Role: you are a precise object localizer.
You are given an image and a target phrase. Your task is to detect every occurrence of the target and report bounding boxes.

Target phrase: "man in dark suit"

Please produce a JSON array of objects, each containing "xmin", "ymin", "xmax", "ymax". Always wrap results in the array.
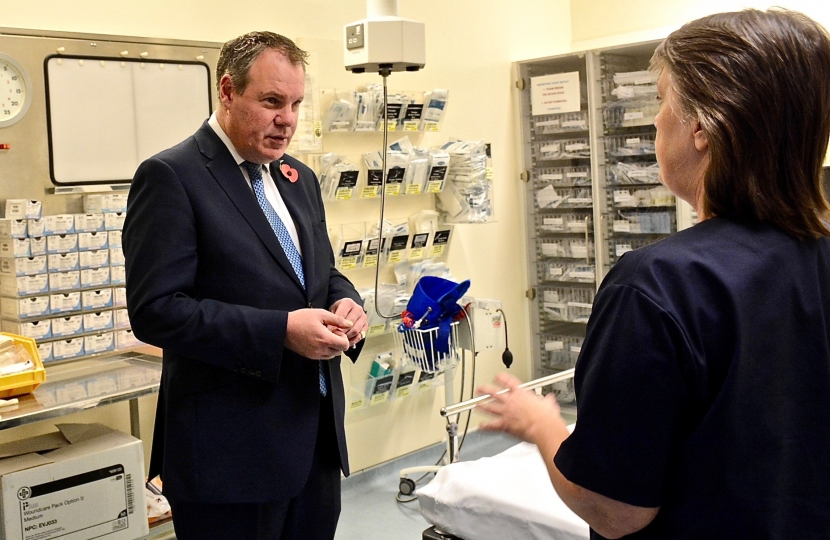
[{"xmin": 123, "ymin": 31, "xmax": 368, "ymax": 540}]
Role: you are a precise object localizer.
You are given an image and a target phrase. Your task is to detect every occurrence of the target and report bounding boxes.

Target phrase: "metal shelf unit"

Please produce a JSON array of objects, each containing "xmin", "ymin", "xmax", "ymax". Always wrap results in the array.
[{"xmin": 516, "ymin": 40, "xmax": 694, "ymax": 404}]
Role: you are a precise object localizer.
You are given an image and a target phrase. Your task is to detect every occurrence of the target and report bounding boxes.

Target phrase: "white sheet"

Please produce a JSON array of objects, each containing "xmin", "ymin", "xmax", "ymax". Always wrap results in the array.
[{"xmin": 418, "ymin": 442, "xmax": 589, "ymax": 540}]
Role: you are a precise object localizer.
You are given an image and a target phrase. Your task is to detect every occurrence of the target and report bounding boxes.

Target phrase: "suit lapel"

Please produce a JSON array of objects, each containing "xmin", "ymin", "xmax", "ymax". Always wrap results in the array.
[
  {"xmin": 271, "ymin": 160, "xmax": 316, "ymax": 295},
  {"xmin": 194, "ymin": 124, "xmax": 305, "ymax": 292}
]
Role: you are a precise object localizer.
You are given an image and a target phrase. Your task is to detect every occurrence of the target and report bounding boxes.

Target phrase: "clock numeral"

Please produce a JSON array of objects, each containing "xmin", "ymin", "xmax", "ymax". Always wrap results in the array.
[
  {"xmin": 10, "ymin": 101, "xmax": 18, "ymax": 106},
  {"xmin": 3, "ymin": 110, "xmax": 11, "ymax": 116},
  {"xmin": 11, "ymin": 76, "xmax": 18, "ymax": 81},
  {"xmin": 15, "ymin": 89, "xmax": 21, "ymax": 94}
]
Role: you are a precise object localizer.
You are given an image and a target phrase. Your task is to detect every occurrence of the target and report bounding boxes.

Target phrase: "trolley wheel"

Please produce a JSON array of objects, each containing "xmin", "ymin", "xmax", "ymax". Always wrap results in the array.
[{"xmin": 399, "ymin": 477, "xmax": 417, "ymax": 496}]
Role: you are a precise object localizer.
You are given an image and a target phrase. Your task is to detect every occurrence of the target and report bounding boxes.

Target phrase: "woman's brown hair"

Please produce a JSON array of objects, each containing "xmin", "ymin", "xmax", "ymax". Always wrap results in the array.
[{"xmin": 651, "ymin": 9, "xmax": 830, "ymax": 238}]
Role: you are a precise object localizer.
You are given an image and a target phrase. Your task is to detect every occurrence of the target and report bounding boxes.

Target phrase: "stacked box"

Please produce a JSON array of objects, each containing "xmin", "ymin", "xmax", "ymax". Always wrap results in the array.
[{"xmin": 1, "ymin": 200, "xmax": 140, "ymax": 362}]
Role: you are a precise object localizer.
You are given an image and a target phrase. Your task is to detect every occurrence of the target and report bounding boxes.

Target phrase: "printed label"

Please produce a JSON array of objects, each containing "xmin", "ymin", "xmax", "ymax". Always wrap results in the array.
[{"xmin": 17, "ymin": 465, "xmax": 131, "ymax": 540}]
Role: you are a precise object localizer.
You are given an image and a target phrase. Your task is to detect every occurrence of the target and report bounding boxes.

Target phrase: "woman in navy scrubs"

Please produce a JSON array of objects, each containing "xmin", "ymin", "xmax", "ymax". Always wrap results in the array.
[{"xmin": 479, "ymin": 9, "xmax": 830, "ymax": 540}]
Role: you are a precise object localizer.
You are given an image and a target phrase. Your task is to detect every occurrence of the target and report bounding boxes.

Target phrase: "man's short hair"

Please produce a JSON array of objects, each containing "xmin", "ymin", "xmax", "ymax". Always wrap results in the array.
[
  {"xmin": 651, "ymin": 9, "xmax": 830, "ymax": 238},
  {"xmin": 216, "ymin": 31, "xmax": 309, "ymax": 97}
]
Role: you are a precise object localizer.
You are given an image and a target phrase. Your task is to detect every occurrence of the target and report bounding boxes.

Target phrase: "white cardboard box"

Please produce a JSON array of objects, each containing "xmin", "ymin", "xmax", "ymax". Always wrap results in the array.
[
  {"xmin": 1, "ymin": 256, "xmax": 48, "ymax": 277},
  {"xmin": 84, "ymin": 332, "xmax": 114, "ymax": 354},
  {"xmin": 0, "ymin": 319, "xmax": 52, "ymax": 340},
  {"xmin": 79, "ymin": 249, "xmax": 109, "ymax": 270},
  {"xmin": 0, "ymin": 424, "xmax": 148, "ymax": 540},
  {"xmin": 4, "ymin": 199, "xmax": 42, "ymax": 220},
  {"xmin": 36, "ymin": 341, "xmax": 53, "ymax": 363},
  {"xmin": 103, "ymin": 213, "xmax": 126, "ymax": 232},
  {"xmin": 0, "ymin": 296, "xmax": 50, "ymax": 320},
  {"xmin": 82, "ymin": 289, "xmax": 113, "ymax": 311},
  {"xmin": 48, "ymin": 271, "xmax": 81, "ymax": 293},
  {"xmin": 51, "ymin": 315, "xmax": 84, "ymax": 338},
  {"xmin": 77, "ymin": 232, "xmax": 109, "ymax": 252},
  {"xmin": 28, "ymin": 238, "xmax": 46, "ymax": 257},
  {"xmin": 0, "ymin": 238, "xmax": 30, "ymax": 258},
  {"xmin": 45, "ymin": 234, "xmax": 78, "ymax": 255},
  {"xmin": 73, "ymin": 214, "xmax": 105, "ymax": 233},
  {"xmin": 46, "ymin": 252, "xmax": 79, "ymax": 273},
  {"xmin": 107, "ymin": 230, "xmax": 122, "ymax": 248},
  {"xmin": 49, "ymin": 292, "xmax": 81, "ymax": 315},
  {"xmin": 0, "ymin": 219, "xmax": 28, "ymax": 239},
  {"xmin": 51, "ymin": 338, "xmax": 85, "ymax": 361},
  {"xmin": 0, "ymin": 274, "xmax": 49, "ymax": 297},
  {"xmin": 42, "ymin": 215, "xmax": 75, "ymax": 236},
  {"xmin": 81, "ymin": 267, "xmax": 110, "ymax": 289},
  {"xmin": 83, "ymin": 194, "xmax": 128, "ymax": 214},
  {"xmin": 83, "ymin": 311, "xmax": 113, "ymax": 333},
  {"xmin": 110, "ymin": 265, "xmax": 126, "ymax": 286},
  {"xmin": 115, "ymin": 329, "xmax": 142, "ymax": 349},
  {"xmin": 26, "ymin": 220, "xmax": 45, "ymax": 239}
]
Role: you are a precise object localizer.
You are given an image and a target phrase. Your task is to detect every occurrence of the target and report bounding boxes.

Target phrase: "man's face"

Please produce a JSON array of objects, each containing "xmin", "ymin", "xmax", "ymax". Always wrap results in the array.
[{"xmin": 218, "ymin": 49, "xmax": 304, "ymax": 164}]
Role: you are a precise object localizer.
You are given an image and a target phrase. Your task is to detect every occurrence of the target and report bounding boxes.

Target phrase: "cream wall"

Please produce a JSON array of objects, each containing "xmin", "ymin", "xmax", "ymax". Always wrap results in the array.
[
  {"xmin": 0, "ymin": 0, "xmax": 572, "ymax": 473},
  {"xmin": 571, "ymin": 1, "xmax": 830, "ymax": 49}
]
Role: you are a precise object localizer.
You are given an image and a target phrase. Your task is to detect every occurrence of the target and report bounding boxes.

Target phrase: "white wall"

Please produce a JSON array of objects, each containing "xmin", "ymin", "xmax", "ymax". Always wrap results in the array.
[{"xmin": 0, "ymin": 0, "xmax": 572, "ymax": 473}]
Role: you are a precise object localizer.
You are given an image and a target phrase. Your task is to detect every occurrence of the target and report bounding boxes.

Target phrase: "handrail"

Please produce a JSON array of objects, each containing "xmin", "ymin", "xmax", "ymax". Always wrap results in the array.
[{"xmin": 440, "ymin": 368, "xmax": 575, "ymax": 417}]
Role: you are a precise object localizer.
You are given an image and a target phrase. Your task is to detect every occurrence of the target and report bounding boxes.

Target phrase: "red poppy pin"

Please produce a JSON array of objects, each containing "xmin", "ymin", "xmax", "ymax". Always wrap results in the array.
[{"xmin": 280, "ymin": 161, "xmax": 299, "ymax": 183}]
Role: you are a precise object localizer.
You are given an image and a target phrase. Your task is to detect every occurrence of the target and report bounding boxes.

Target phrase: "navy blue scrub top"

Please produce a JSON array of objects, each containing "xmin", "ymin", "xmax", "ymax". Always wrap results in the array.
[{"xmin": 554, "ymin": 217, "xmax": 830, "ymax": 539}]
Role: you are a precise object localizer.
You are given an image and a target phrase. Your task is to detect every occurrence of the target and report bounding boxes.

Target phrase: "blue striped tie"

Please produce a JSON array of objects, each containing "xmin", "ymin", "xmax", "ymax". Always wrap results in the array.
[{"xmin": 243, "ymin": 161, "xmax": 327, "ymax": 396}]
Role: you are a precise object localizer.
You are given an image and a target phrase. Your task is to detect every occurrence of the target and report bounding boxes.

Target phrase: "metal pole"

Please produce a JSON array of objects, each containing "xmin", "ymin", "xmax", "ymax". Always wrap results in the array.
[{"xmin": 440, "ymin": 368, "xmax": 575, "ymax": 418}]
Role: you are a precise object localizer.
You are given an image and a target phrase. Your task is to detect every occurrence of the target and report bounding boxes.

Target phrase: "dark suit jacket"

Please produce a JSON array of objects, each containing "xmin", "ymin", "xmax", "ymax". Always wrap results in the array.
[{"xmin": 123, "ymin": 121, "xmax": 362, "ymax": 503}]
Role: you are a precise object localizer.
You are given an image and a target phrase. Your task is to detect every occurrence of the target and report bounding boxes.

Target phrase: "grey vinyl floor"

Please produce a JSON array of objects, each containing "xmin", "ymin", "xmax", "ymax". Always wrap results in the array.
[{"xmin": 334, "ymin": 430, "xmax": 521, "ymax": 540}]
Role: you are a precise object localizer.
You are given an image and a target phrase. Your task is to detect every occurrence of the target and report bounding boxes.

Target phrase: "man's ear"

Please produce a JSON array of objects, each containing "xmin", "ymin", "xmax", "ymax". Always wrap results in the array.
[
  {"xmin": 218, "ymin": 74, "xmax": 235, "ymax": 106},
  {"xmin": 693, "ymin": 121, "xmax": 709, "ymax": 152}
]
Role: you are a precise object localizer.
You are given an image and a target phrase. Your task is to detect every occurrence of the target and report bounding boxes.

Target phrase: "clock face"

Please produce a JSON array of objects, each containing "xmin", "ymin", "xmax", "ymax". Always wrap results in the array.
[{"xmin": 0, "ymin": 53, "xmax": 32, "ymax": 128}]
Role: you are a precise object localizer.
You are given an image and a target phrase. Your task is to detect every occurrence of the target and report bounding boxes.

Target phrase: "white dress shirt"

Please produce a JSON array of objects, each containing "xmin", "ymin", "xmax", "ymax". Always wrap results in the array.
[{"xmin": 208, "ymin": 112, "xmax": 303, "ymax": 256}]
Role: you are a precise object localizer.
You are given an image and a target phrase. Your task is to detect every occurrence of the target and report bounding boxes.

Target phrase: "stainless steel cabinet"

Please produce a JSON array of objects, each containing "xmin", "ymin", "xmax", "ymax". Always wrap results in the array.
[{"xmin": 515, "ymin": 41, "xmax": 695, "ymax": 404}]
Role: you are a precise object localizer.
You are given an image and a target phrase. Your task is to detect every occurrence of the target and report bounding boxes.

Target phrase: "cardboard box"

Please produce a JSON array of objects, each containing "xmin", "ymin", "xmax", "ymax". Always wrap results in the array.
[
  {"xmin": 103, "ymin": 213, "xmax": 125, "ymax": 232},
  {"xmin": 0, "ymin": 424, "xmax": 148, "ymax": 540},
  {"xmin": 113, "ymin": 287, "xmax": 126, "ymax": 308},
  {"xmin": 49, "ymin": 292, "xmax": 81, "ymax": 315},
  {"xmin": 50, "ymin": 315, "xmax": 84, "ymax": 339},
  {"xmin": 46, "ymin": 252, "xmax": 79, "ymax": 273},
  {"xmin": 4, "ymin": 200, "xmax": 42, "ymax": 220},
  {"xmin": 82, "ymin": 289, "xmax": 113, "ymax": 311},
  {"xmin": 28, "ymin": 238, "xmax": 45, "ymax": 257},
  {"xmin": 51, "ymin": 338, "xmax": 84, "ymax": 361},
  {"xmin": 77, "ymin": 232, "xmax": 108, "ymax": 252},
  {"xmin": 114, "ymin": 329, "xmax": 142, "ymax": 350},
  {"xmin": 73, "ymin": 214, "xmax": 105, "ymax": 233},
  {"xmin": 45, "ymin": 234, "xmax": 78, "ymax": 255},
  {"xmin": 79, "ymin": 249, "xmax": 109, "ymax": 270},
  {"xmin": 81, "ymin": 267, "xmax": 110, "ymax": 289},
  {"xmin": 83, "ymin": 194, "xmax": 128, "ymax": 214},
  {"xmin": 26, "ymin": 220, "xmax": 44, "ymax": 239},
  {"xmin": 0, "ymin": 239, "xmax": 30, "ymax": 259},
  {"xmin": 47, "ymin": 271, "xmax": 80, "ymax": 293},
  {"xmin": 107, "ymin": 230, "xmax": 122, "ymax": 248},
  {"xmin": 113, "ymin": 309, "xmax": 130, "ymax": 329},
  {"xmin": 109, "ymin": 247, "xmax": 124, "ymax": 267},
  {"xmin": 0, "ymin": 256, "xmax": 47, "ymax": 277},
  {"xmin": 1, "ymin": 319, "xmax": 52, "ymax": 341},
  {"xmin": 84, "ymin": 332, "xmax": 114, "ymax": 355},
  {"xmin": 110, "ymin": 265, "xmax": 125, "ymax": 286},
  {"xmin": 0, "ymin": 297, "xmax": 50, "ymax": 320},
  {"xmin": 42, "ymin": 215, "xmax": 75, "ymax": 236},
  {"xmin": 0, "ymin": 220, "xmax": 28, "ymax": 239},
  {"xmin": 83, "ymin": 311, "xmax": 113, "ymax": 333},
  {"xmin": 0, "ymin": 275, "xmax": 49, "ymax": 297},
  {"xmin": 36, "ymin": 342, "xmax": 53, "ymax": 363}
]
